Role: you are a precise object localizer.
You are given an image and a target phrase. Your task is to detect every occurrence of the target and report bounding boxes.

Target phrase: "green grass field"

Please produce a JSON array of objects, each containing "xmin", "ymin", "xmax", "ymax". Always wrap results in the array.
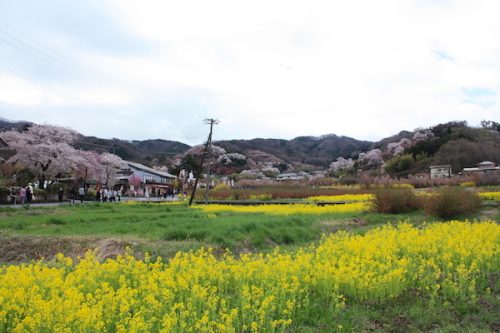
[
  {"xmin": 0, "ymin": 202, "xmax": 421, "ymax": 260},
  {"xmin": 1, "ymin": 201, "xmax": 497, "ymax": 261}
]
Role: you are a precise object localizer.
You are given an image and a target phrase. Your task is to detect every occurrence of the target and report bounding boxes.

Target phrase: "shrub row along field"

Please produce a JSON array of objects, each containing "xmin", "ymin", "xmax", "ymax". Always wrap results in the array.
[{"xmin": 0, "ymin": 221, "xmax": 498, "ymax": 332}]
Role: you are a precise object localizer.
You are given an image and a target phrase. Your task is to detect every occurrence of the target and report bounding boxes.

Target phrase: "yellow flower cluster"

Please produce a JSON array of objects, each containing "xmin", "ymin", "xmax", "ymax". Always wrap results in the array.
[
  {"xmin": 194, "ymin": 202, "xmax": 370, "ymax": 215},
  {"xmin": 306, "ymin": 194, "xmax": 373, "ymax": 203},
  {"xmin": 121, "ymin": 201, "xmax": 184, "ymax": 206},
  {"xmin": 248, "ymin": 193, "xmax": 273, "ymax": 201},
  {"xmin": 390, "ymin": 183, "xmax": 415, "ymax": 189},
  {"xmin": 1, "ymin": 221, "xmax": 498, "ymax": 332},
  {"xmin": 478, "ymin": 191, "xmax": 500, "ymax": 201}
]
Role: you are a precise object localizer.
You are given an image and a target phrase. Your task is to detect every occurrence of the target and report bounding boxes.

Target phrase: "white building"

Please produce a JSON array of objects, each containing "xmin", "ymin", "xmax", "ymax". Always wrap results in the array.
[
  {"xmin": 429, "ymin": 165, "xmax": 452, "ymax": 179},
  {"xmin": 116, "ymin": 161, "xmax": 177, "ymax": 197},
  {"xmin": 463, "ymin": 161, "xmax": 500, "ymax": 175}
]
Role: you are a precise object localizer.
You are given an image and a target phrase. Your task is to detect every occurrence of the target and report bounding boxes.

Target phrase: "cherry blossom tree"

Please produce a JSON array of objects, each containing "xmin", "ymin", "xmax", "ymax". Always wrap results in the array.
[
  {"xmin": 358, "ymin": 149, "xmax": 384, "ymax": 169},
  {"xmin": 329, "ymin": 157, "xmax": 354, "ymax": 172},
  {"xmin": 0, "ymin": 125, "xmax": 83, "ymax": 188},
  {"xmin": 0, "ymin": 125, "xmax": 124, "ymax": 189},
  {"xmin": 97, "ymin": 152, "xmax": 126, "ymax": 185}
]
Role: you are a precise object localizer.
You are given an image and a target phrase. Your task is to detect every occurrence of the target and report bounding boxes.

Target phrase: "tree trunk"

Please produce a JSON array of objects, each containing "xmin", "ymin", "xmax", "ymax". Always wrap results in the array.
[{"xmin": 38, "ymin": 175, "xmax": 46, "ymax": 189}]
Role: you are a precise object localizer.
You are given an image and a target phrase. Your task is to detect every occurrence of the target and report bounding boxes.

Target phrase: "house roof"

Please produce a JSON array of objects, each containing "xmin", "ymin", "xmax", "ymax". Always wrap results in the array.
[
  {"xmin": 124, "ymin": 161, "xmax": 177, "ymax": 179},
  {"xmin": 463, "ymin": 166, "xmax": 500, "ymax": 172},
  {"xmin": 429, "ymin": 165, "xmax": 451, "ymax": 169}
]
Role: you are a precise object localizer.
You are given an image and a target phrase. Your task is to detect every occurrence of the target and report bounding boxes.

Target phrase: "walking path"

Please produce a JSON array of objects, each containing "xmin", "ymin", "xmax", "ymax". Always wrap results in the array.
[{"xmin": 1, "ymin": 196, "xmax": 181, "ymax": 208}]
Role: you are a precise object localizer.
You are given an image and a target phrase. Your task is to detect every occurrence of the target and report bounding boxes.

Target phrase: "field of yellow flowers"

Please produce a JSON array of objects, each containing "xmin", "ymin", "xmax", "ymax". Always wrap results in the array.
[
  {"xmin": 194, "ymin": 202, "xmax": 370, "ymax": 215},
  {"xmin": 478, "ymin": 191, "xmax": 500, "ymax": 201},
  {"xmin": 1, "ymin": 221, "xmax": 498, "ymax": 332},
  {"xmin": 306, "ymin": 194, "xmax": 373, "ymax": 203}
]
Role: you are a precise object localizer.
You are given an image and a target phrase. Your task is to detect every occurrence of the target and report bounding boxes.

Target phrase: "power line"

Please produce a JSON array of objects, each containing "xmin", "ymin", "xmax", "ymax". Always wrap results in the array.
[
  {"xmin": 0, "ymin": 24, "xmax": 154, "ymax": 107},
  {"xmin": 0, "ymin": 22, "xmax": 169, "ymax": 114},
  {"xmin": 0, "ymin": 67, "xmax": 120, "ymax": 116}
]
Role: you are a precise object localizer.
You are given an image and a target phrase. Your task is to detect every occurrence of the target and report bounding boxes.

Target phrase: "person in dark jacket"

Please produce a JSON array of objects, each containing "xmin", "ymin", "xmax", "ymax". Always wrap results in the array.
[{"xmin": 58, "ymin": 188, "xmax": 64, "ymax": 202}]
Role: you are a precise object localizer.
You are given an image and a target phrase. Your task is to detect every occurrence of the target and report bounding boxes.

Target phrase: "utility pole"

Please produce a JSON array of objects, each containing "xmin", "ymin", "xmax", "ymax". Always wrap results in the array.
[{"xmin": 188, "ymin": 118, "xmax": 219, "ymax": 206}]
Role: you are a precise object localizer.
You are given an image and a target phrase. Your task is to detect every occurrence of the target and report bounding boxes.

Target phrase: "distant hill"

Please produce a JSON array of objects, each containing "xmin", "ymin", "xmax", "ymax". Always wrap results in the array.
[
  {"xmin": 216, "ymin": 134, "xmax": 372, "ymax": 168},
  {"xmin": 0, "ymin": 118, "xmax": 33, "ymax": 132},
  {"xmin": 75, "ymin": 137, "xmax": 191, "ymax": 166},
  {"xmin": 373, "ymin": 130, "xmax": 413, "ymax": 149},
  {"xmin": 3, "ymin": 118, "xmax": 499, "ymax": 174}
]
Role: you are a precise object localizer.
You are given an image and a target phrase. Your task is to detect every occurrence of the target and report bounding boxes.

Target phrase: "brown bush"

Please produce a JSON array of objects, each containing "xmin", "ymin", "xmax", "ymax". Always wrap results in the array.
[
  {"xmin": 424, "ymin": 187, "xmax": 482, "ymax": 219},
  {"xmin": 372, "ymin": 189, "xmax": 420, "ymax": 214}
]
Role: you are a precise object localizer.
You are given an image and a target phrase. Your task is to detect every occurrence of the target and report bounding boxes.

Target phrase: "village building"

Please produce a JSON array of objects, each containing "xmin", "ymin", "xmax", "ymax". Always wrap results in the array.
[
  {"xmin": 115, "ymin": 161, "xmax": 177, "ymax": 197},
  {"xmin": 410, "ymin": 172, "xmax": 429, "ymax": 180},
  {"xmin": 462, "ymin": 161, "xmax": 500, "ymax": 175},
  {"xmin": 429, "ymin": 165, "xmax": 452, "ymax": 179},
  {"xmin": 276, "ymin": 173, "xmax": 306, "ymax": 181}
]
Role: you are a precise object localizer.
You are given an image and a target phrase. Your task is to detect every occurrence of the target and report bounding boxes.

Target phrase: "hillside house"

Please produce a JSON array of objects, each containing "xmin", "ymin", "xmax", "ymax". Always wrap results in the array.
[
  {"xmin": 276, "ymin": 173, "xmax": 306, "ymax": 181},
  {"xmin": 429, "ymin": 165, "xmax": 452, "ymax": 179},
  {"xmin": 116, "ymin": 161, "xmax": 176, "ymax": 197},
  {"xmin": 462, "ymin": 161, "xmax": 500, "ymax": 175}
]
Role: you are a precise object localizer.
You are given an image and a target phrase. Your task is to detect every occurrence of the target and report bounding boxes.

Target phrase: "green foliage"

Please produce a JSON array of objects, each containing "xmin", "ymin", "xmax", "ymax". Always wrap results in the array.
[
  {"xmin": 372, "ymin": 189, "xmax": 420, "ymax": 214},
  {"xmin": 480, "ymin": 119, "xmax": 500, "ymax": 132},
  {"xmin": 15, "ymin": 168, "xmax": 35, "ymax": 187},
  {"xmin": 407, "ymin": 121, "xmax": 500, "ymax": 173},
  {"xmin": 384, "ymin": 154, "xmax": 415, "ymax": 177},
  {"xmin": 432, "ymin": 139, "xmax": 500, "ymax": 172},
  {"xmin": 180, "ymin": 154, "xmax": 201, "ymax": 174},
  {"xmin": 0, "ymin": 188, "xmax": 10, "ymax": 204},
  {"xmin": 424, "ymin": 187, "xmax": 482, "ymax": 219}
]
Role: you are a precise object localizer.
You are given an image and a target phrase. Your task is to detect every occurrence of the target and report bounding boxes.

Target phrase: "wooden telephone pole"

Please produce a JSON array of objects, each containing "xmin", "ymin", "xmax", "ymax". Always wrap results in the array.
[{"xmin": 188, "ymin": 118, "xmax": 219, "ymax": 206}]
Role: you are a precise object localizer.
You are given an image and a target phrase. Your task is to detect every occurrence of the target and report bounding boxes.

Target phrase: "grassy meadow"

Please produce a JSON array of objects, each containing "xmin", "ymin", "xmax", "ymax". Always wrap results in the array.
[
  {"xmin": 0, "ymin": 191, "xmax": 499, "ymax": 332},
  {"xmin": 0, "ymin": 200, "xmax": 411, "ymax": 260}
]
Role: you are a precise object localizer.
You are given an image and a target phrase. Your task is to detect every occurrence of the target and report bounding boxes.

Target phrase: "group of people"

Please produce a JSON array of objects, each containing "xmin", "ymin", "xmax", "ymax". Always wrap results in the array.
[
  {"xmin": 95, "ymin": 188, "xmax": 121, "ymax": 202},
  {"xmin": 8, "ymin": 184, "xmax": 179, "ymax": 206},
  {"xmin": 9, "ymin": 183, "xmax": 34, "ymax": 206},
  {"xmin": 65, "ymin": 186, "xmax": 86, "ymax": 203}
]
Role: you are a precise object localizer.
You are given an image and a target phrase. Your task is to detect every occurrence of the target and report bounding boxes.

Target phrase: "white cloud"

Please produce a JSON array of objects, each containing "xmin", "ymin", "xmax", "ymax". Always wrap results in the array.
[{"xmin": 1, "ymin": 0, "xmax": 499, "ymax": 144}]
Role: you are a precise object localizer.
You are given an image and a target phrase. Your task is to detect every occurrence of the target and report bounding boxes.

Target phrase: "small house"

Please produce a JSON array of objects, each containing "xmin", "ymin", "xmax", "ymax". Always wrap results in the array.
[
  {"xmin": 462, "ymin": 161, "xmax": 500, "ymax": 175},
  {"xmin": 116, "ymin": 161, "xmax": 177, "ymax": 197},
  {"xmin": 429, "ymin": 165, "xmax": 452, "ymax": 179}
]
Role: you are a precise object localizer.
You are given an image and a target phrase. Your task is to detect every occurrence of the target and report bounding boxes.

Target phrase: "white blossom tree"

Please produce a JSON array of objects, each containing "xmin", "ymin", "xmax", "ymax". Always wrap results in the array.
[
  {"xmin": 97, "ymin": 152, "xmax": 126, "ymax": 185},
  {"xmin": 329, "ymin": 157, "xmax": 354, "ymax": 172},
  {"xmin": 358, "ymin": 149, "xmax": 384, "ymax": 169},
  {"xmin": 0, "ymin": 125, "xmax": 124, "ymax": 188},
  {"xmin": 0, "ymin": 125, "xmax": 84, "ymax": 188}
]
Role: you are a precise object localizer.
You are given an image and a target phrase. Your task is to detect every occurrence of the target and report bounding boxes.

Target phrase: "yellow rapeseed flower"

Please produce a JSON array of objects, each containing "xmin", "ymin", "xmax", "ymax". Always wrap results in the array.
[{"xmin": 0, "ymin": 221, "xmax": 497, "ymax": 332}]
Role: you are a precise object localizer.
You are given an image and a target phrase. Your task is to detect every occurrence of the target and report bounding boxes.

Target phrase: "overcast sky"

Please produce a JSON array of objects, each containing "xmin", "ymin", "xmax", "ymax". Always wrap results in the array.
[{"xmin": 0, "ymin": 0, "xmax": 499, "ymax": 145}]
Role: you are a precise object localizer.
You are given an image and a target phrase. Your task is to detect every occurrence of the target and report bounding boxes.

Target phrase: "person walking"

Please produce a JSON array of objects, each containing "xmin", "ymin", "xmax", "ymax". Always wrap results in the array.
[
  {"xmin": 58, "ymin": 188, "xmax": 64, "ymax": 203},
  {"xmin": 95, "ymin": 189, "xmax": 101, "ymax": 202},
  {"xmin": 9, "ymin": 186, "xmax": 17, "ymax": 205},
  {"xmin": 78, "ymin": 185, "xmax": 85, "ymax": 203},
  {"xmin": 26, "ymin": 183, "xmax": 33, "ymax": 206},
  {"xmin": 19, "ymin": 187, "xmax": 26, "ymax": 206}
]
